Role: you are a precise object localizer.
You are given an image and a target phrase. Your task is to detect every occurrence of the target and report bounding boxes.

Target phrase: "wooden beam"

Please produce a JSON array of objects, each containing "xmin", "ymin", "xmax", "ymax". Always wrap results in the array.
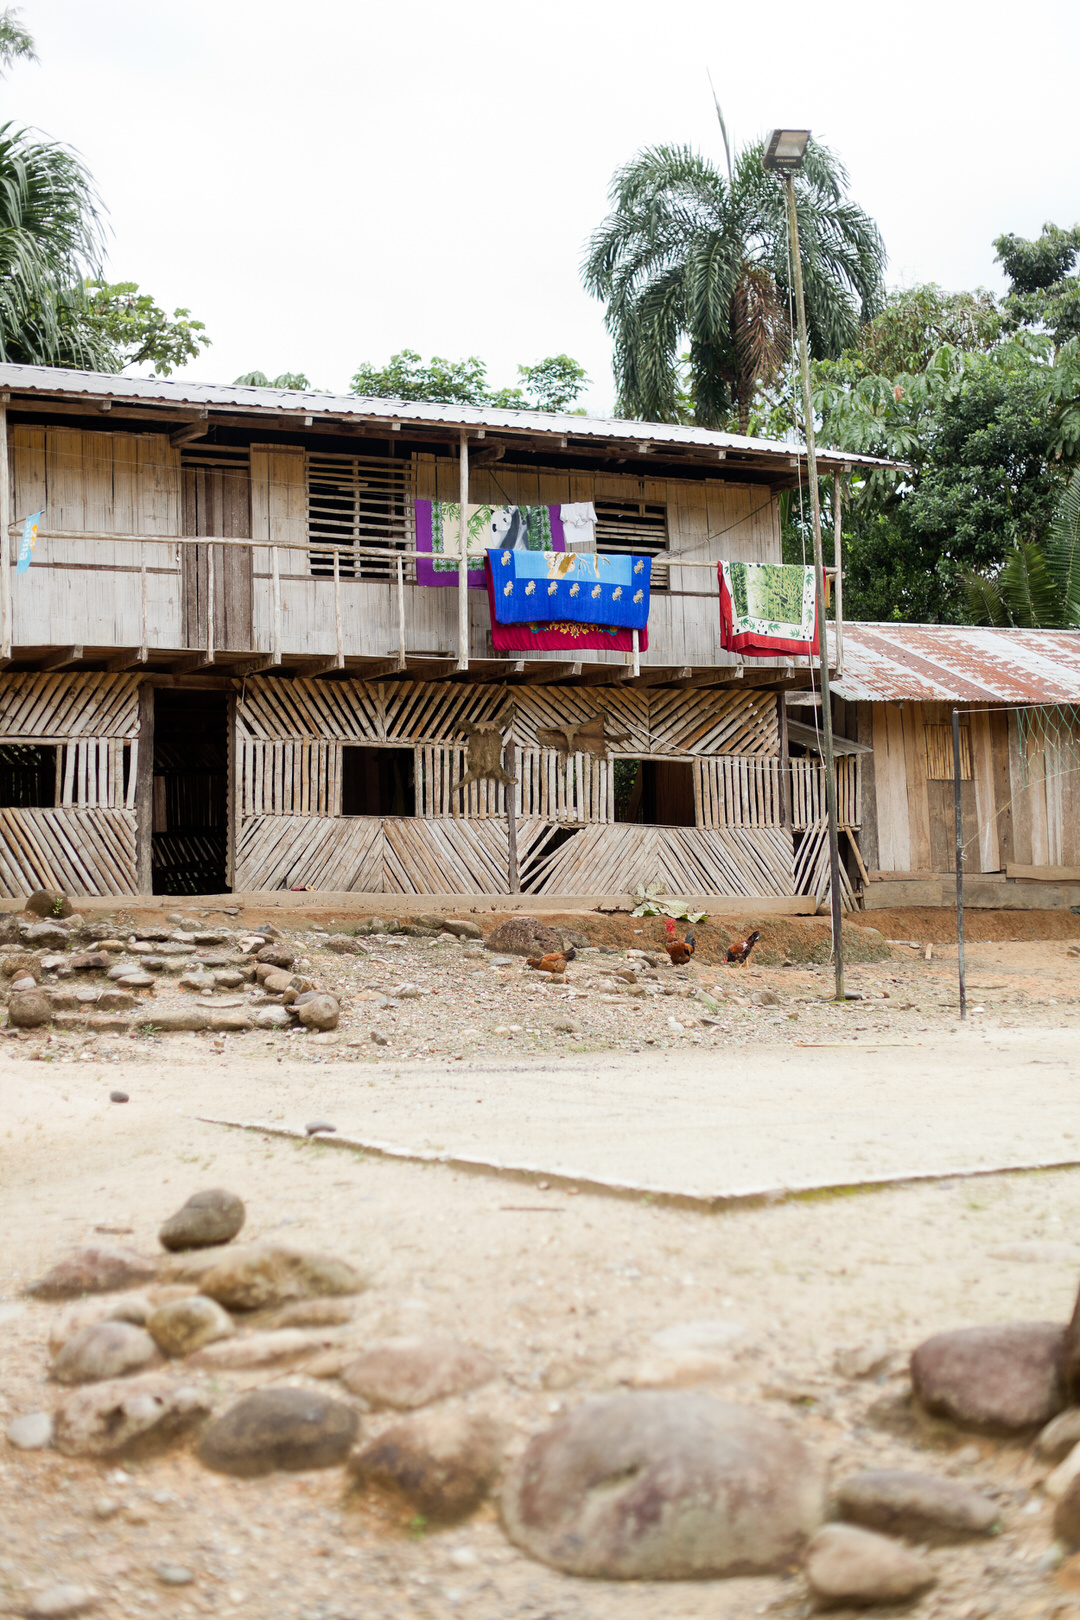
[
  {"xmin": 135, "ymin": 682, "xmax": 154, "ymax": 895},
  {"xmin": 105, "ymin": 647, "xmax": 146, "ymax": 672},
  {"xmin": 456, "ymin": 430, "xmax": 469, "ymax": 672},
  {"xmin": 37, "ymin": 645, "xmax": 83, "ymax": 671},
  {"xmin": 229, "ymin": 654, "xmax": 275, "ymax": 680},
  {"xmin": 305, "ymin": 655, "xmax": 347, "ymax": 678},
  {"xmin": 521, "ymin": 662, "xmax": 581, "ymax": 685},
  {"xmin": 169, "ymin": 650, "xmax": 215, "ymax": 675},
  {"xmin": 169, "ymin": 409, "xmax": 210, "ymax": 448}
]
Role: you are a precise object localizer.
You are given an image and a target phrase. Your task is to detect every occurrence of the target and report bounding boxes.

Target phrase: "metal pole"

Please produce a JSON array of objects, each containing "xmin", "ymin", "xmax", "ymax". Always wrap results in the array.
[
  {"xmin": 952, "ymin": 707, "xmax": 967, "ymax": 1021},
  {"xmin": 456, "ymin": 429, "xmax": 470, "ymax": 671},
  {"xmin": 785, "ymin": 172, "xmax": 844, "ymax": 1002},
  {"xmin": 832, "ymin": 471, "xmax": 844, "ymax": 677},
  {"xmin": 505, "ymin": 733, "xmax": 519, "ymax": 893}
]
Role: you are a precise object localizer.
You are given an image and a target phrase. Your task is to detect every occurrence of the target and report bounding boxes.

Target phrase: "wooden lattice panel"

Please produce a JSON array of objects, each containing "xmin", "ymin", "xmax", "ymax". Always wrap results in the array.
[
  {"xmin": 0, "ymin": 807, "xmax": 136, "ymax": 896},
  {"xmin": 56, "ymin": 740, "xmax": 137, "ymax": 810},
  {"xmin": 513, "ymin": 688, "xmax": 650, "ymax": 756},
  {"xmin": 383, "ymin": 818, "xmax": 509, "ymax": 894},
  {"xmin": 695, "ymin": 756, "xmax": 783, "ymax": 828},
  {"xmin": 523, "ymin": 822, "xmax": 794, "ymax": 898},
  {"xmin": 650, "ymin": 687, "xmax": 777, "ymax": 756},
  {"xmin": 0, "ymin": 673, "xmax": 140, "ymax": 740},
  {"xmin": 235, "ymin": 814, "xmax": 383, "ymax": 892},
  {"xmin": 416, "ymin": 745, "xmax": 611, "ymax": 823},
  {"xmin": 789, "ymin": 757, "xmax": 860, "ymax": 830},
  {"xmin": 239, "ymin": 739, "xmax": 338, "ymax": 817},
  {"xmin": 793, "ymin": 819, "xmax": 857, "ymax": 910}
]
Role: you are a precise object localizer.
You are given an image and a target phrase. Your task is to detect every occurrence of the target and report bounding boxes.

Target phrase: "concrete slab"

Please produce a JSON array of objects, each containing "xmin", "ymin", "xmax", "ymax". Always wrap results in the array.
[{"xmin": 198, "ymin": 1026, "xmax": 1080, "ymax": 1205}]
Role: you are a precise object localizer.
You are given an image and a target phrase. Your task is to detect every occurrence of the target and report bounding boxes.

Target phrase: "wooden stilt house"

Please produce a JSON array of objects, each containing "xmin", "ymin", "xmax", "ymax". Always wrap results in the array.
[{"xmin": 0, "ymin": 364, "xmax": 890, "ymax": 902}]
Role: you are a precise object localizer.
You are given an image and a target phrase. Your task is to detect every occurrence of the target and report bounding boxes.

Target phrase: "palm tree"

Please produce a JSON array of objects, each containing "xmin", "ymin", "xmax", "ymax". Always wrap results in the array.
[
  {"xmin": 583, "ymin": 138, "xmax": 886, "ymax": 432},
  {"xmin": 965, "ymin": 467, "xmax": 1080, "ymax": 628}
]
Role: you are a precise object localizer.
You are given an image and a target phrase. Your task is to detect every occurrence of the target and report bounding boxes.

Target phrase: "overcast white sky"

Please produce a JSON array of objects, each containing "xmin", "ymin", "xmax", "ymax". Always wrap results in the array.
[{"xmin": 7, "ymin": 0, "xmax": 1080, "ymax": 413}]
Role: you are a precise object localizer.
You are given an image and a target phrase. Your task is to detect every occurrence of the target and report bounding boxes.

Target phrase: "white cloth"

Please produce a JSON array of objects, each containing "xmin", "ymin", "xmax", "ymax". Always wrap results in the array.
[{"xmin": 560, "ymin": 501, "xmax": 597, "ymax": 551}]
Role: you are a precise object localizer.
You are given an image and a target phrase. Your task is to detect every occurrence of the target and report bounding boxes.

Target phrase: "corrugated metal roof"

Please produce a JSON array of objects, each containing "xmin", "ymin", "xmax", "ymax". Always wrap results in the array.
[
  {"xmin": 832, "ymin": 623, "xmax": 1080, "ymax": 704},
  {"xmin": 0, "ymin": 363, "xmax": 897, "ymax": 469}
]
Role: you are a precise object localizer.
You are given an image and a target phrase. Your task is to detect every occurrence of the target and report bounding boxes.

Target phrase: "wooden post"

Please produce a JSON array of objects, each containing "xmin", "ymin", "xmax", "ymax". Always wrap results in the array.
[
  {"xmin": 778, "ymin": 694, "xmax": 790, "ymax": 828},
  {"xmin": 0, "ymin": 401, "xmax": 10, "ymax": 661},
  {"xmin": 333, "ymin": 548, "xmax": 344, "ymax": 667},
  {"xmin": 206, "ymin": 544, "xmax": 216, "ymax": 664},
  {"xmin": 505, "ymin": 734, "xmax": 519, "ymax": 893},
  {"xmin": 135, "ymin": 681, "xmax": 155, "ymax": 895},
  {"xmin": 396, "ymin": 553, "xmax": 407, "ymax": 669},
  {"xmin": 833, "ymin": 472, "xmax": 844, "ymax": 675},
  {"xmin": 952, "ymin": 706, "xmax": 967, "ymax": 1021},
  {"xmin": 139, "ymin": 559, "xmax": 148, "ymax": 664},
  {"xmin": 456, "ymin": 429, "xmax": 469, "ymax": 671},
  {"xmin": 271, "ymin": 545, "xmax": 282, "ymax": 665},
  {"xmin": 632, "ymin": 628, "xmax": 640, "ymax": 678}
]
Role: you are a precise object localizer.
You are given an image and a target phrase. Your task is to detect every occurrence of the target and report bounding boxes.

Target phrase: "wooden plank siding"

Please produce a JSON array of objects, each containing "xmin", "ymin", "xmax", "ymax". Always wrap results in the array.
[{"xmin": 864, "ymin": 699, "xmax": 1080, "ymax": 877}]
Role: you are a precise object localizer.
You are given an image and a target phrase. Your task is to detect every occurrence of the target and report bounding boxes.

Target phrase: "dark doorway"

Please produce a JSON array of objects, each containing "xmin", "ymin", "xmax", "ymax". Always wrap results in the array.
[
  {"xmin": 341, "ymin": 746, "xmax": 415, "ymax": 817},
  {"xmin": 152, "ymin": 690, "xmax": 229, "ymax": 893},
  {"xmin": 615, "ymin": 759, "xmax": 696, "ymax": 827}
]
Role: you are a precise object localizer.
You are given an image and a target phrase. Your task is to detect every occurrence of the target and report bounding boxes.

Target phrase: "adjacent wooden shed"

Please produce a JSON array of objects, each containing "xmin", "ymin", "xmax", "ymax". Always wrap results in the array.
[{"xmin": 828, "ymin": 623, "xmax": 1080, "ymax": 910}]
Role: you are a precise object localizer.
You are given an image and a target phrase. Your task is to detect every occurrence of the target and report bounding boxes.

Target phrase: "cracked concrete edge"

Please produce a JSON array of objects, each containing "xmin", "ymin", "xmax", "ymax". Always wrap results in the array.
[{"xmin": 191, "ymin": 1114, "xmax": 1080, "ymax": 1215}]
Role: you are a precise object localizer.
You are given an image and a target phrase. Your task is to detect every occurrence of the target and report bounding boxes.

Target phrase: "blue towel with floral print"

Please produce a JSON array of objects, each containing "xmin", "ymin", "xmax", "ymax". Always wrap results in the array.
[{"xmin": 488, "ymin": 549, "xmax": 651, "ymax": 629}]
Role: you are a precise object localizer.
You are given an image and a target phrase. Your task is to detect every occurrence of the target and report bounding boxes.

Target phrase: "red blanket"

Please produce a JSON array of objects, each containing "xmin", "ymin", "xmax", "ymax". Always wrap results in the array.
[{"xmin": 484, "ymin": 558, "xmax": 648, "ymax": 652}]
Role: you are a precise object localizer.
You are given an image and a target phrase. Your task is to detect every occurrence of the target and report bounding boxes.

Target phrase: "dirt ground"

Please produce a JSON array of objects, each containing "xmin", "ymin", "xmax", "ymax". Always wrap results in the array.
[{"xmin": 4, "ymin": 907, "xmax": 1080, "ymax": 1619}]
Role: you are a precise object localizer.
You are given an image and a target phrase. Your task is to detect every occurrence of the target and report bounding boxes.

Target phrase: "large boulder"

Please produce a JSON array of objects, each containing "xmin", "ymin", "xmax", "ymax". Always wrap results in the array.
[
  {"xmin": 27, "ymin": 1247, "xmax": 158, "ymax": 1300},
  {"xmin": 26, "ymin": 889, "xmax": 72, "ymax": 919},
  {"xmin": 910, "ymin": 1322, "xmax": 1066, "ymax": 1435},
  {"xmin": 832, "ymin": 1469, "xmax": 1001, "ymax": 1545},
  {"xmin": 340, "ymin": 1336, "xmax": 497, "ymax": 1410},
  {"xmin": 53, "ymin": 1375, "xmax": 210, "ymax": 1458},
  {"xmin": 51, "ymin": 1321, "xmax": 159, "ymax": 1385},
  {"xmin": 500, "ymin": 1392, "xmax": 826, "ymax": 1579},
  {"xmin": 197, "ymin": 1388, "xmax": 359, "ymax": 1477},
  {"xmin": 805, "ymin": 1523, "xmax": 935, "ymax": 1608},
  {"xmin": 8, "ymin": 988, "xmax": 53, "ymax": 1028},
  {"xmin": 347, "ymin": 1407, "xmax": 502, "ymax": 1523},
  {"xmin": 195, "ymin": 1245, "xmax": 364, "ymax": 1311},
  {"xmin": 158, "ymin": 1188, "xmax": 246, "ymax": 1252}
]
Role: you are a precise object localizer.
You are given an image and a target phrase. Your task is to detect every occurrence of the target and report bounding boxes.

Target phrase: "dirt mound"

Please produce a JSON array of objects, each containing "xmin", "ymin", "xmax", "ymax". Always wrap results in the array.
[
  {"xmin": 484, "ymin": 917, "xmax": 587, "ymax": 957},
  {"xmin": 865, "ymin": 908, "xmax": 1080, "ymax": 945}
]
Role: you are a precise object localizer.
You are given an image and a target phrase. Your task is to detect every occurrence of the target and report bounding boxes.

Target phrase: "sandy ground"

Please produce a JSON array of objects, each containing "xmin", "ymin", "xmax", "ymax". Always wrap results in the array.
[{"xmin": 4, "ymin": 919, "xmax": 1080, "ymax": 1618}]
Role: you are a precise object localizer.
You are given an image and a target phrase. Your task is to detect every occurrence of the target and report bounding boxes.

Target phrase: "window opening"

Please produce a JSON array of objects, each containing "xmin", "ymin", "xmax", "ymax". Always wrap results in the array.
[
  {"xmin": 594, "ymin": 499, "xmax": 669, "ymax": 589},
  {"xmin": 614, "ymin": 759, "xmax": 695, "ymax": 827},
  {"xmin": 0, "ymin": 744, "xmax": 56, "ymax": 807},
  {"xmin": 308, "ymin": 452, "xmax": 414, "ymax": 580},
  {"xmin": 341, "ymin": 747, "xmax": 416, "ymax": 817}
]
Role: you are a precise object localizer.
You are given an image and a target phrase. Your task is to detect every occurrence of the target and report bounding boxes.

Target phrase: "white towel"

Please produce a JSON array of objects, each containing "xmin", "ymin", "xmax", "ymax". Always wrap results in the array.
[{"xmin": 560, "ymin": 502, "xmax": 597, "ymax": 551}]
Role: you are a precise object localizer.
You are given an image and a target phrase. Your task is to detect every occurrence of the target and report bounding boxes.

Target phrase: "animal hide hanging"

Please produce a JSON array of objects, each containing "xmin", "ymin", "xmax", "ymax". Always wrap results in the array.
[
  {"xmin": 455, "ymin": 712, "xmax": 518, "ymax": 793},
  {"xmin": 535, "ymin": 712, "xmax": 632, "ymax": 760}
]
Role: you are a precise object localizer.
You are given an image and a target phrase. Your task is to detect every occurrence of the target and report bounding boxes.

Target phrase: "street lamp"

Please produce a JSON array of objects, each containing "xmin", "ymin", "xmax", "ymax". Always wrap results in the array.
[{"xmin": 762, "ymin": 128, "xmax": 846, "ymax": 1003}]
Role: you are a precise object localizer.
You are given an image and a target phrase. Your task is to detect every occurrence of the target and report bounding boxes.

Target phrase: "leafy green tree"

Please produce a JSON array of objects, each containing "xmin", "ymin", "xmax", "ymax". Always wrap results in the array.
[
  {"xmin": 82, "ymin": 283, "xmax": 208, "ymax": 376},
  {"xmin": 964, "ymin": 466, "xmax": 1080, "ymax": 628},
  {"xmin": 234, "ymin": 369, "xmax": 312, "ymax": 390},
  {"xmin": 582, "ymin": 138, "xmax": 885, "ymax": 432},
  {"xmin": 349, "ymin": 350, "xmax": 588, "ymax": 412},
  {"xmin": 0, "ymin": 6, "xmax": 35, "ymax": 76},
  {"xmin": 995, "ymin": 223, "xmax": 1080, "ymax": 348}
]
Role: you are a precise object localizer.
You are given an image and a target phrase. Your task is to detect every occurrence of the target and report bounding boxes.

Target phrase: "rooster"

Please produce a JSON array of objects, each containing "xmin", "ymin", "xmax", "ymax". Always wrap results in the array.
[
  {"xmin": 525, "ymin": 946, "xmax": 576, "ymax": 974},
  {"xmin": 664, "ymin": 920, "xmax": 695, "ymax": 966},
  {"xmin": 725, "ymin": 929, "xmax": 760, "ymax": 966}
]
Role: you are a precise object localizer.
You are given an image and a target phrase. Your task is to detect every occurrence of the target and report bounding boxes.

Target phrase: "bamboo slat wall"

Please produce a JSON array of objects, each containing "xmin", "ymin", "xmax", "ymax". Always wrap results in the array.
[
  {"xmin": 0, "ymin": 807, "xmax": 135, "ymax": 896},
  {"xmin": 866, "ymin": 700, "xmax": 1080, "ymax": 874},
  {"xmin": 234, "ymin": 677, "xmax": 778, "ymax": 758},
  {"xmin": 789, "ymin": 756, "xmax": 860, "ymax": 830},
  {"xmin": 0, "ymin": 673, "xmax": 139, "ymax": 738}
]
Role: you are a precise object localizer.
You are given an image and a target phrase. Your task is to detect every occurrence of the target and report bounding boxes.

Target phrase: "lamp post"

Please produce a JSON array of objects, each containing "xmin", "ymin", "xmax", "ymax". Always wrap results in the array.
[{"xmin": 762, "ymin": 128, "xmax": 845, "ymax": 1002}]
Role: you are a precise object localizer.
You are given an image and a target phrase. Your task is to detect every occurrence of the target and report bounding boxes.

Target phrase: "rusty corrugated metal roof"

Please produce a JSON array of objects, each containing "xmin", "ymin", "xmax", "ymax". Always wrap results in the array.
[
  {"xmin": 0, "ymin": 363, "xmax": 898, "ymax": 470},
  {"xmin": 832, "ymin": 623, "xmax": 1080, "ymax": 704}
]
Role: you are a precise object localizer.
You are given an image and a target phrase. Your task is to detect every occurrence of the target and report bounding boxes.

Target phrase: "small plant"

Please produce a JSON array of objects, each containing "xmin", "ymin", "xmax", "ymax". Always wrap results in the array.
[
  {"xmin": 408, "ymin": 1513, "xmax": 428, "ymax": 1540},
  {"xmin": 51, "ymin": 895, "xmax": 66, "ymax": 918},
  {"xmin": 137, "ymin": 1022, "xmax": 160, "ymax": 1037}
]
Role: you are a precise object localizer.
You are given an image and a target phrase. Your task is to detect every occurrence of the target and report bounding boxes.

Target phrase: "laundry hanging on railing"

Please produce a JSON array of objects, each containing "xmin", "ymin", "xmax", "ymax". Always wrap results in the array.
[
  {"xmin": 489, "ymin": 548, "xmax": 651, "ymax": 629},
  {"xmin": 414, "ymin": 501, "xmax": 596, "ymax": 587},
  {"xmin": 718, "ymin": 560, "xmax": 818, "ymax": 657},
  {"xmin": 482, "ymin": 557, "xmax": 649, "ymax": 652}
]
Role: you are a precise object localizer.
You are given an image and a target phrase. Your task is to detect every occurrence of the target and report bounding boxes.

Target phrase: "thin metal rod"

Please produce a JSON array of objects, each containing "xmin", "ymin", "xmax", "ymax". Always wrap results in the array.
[
  {"xmin": 785, "ymin": 171, "xmax": 844, "ymax": 1002},
  {"xmin": 953, "ymin": 706, "xmax": 967, "ymax": 1021},
  {"xmin": 456, "ymin": 429, "xmax": 469, "ymax": 671}
]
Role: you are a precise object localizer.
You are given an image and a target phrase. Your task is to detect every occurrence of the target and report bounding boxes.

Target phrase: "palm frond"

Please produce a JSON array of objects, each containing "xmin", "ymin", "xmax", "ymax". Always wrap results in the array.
[{"xmin": 1044, "ymin": 466, "xmax": 1080, "ymax": 625}]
